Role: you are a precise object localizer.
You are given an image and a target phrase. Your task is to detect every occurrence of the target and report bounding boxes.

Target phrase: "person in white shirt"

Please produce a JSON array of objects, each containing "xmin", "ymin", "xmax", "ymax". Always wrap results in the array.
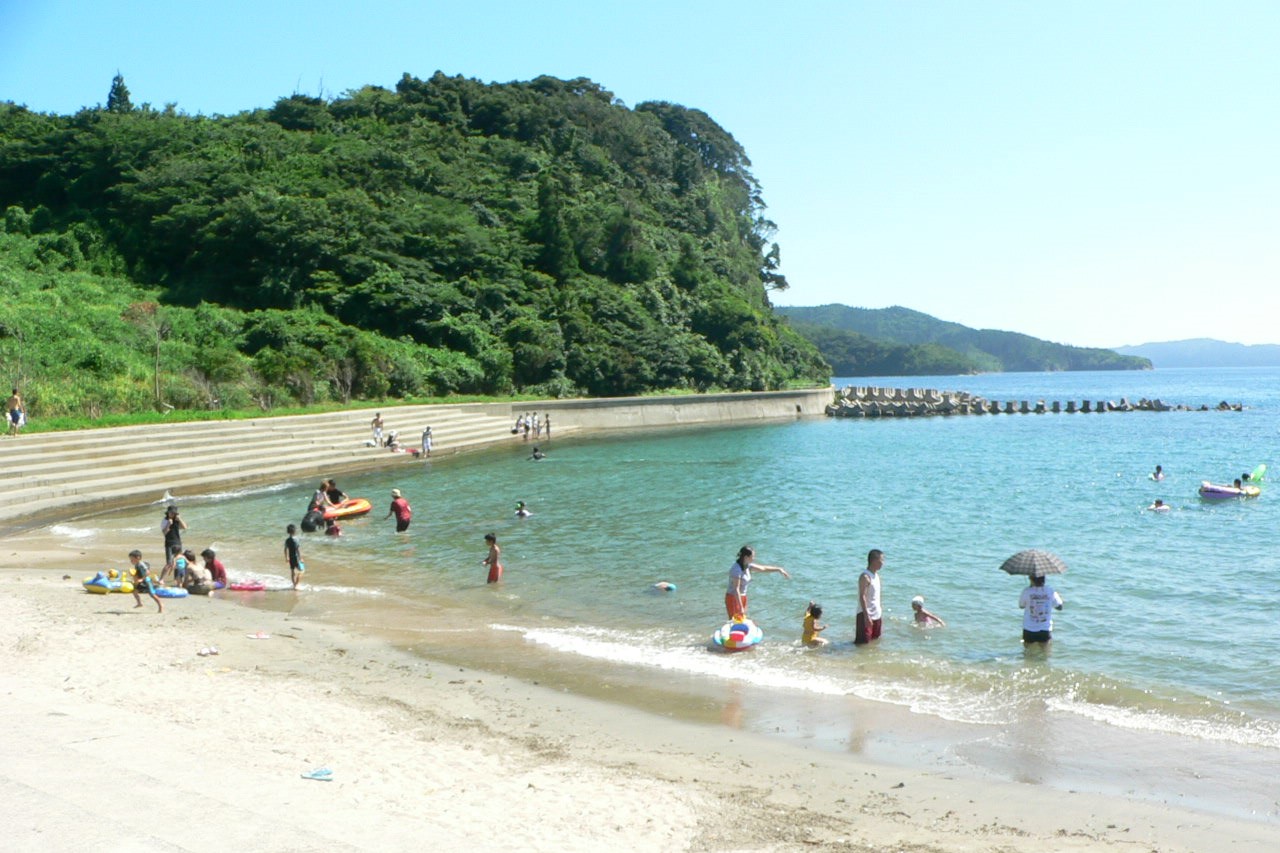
[
  {"xmin": 1019, "ymin": 574, "xmax": 1064, "ymax": 643},
  {"xmin": 855, "ymin": 549, "xmax": 884, "ymax": 645}
]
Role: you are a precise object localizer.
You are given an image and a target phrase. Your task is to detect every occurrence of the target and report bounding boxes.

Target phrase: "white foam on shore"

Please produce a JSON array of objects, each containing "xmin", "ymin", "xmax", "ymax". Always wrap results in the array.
[
  {"xmin": 492, "ymin": 623, "xmax": 851, "ymax": 696},
  {"xmin": 1047, "ymin": 695, "xmax": 1280, "ymax": 750},
  {"xmin": 47, "ymin": 524, "xmax": 97, "ymax": 541},
  {"xmin": 308, "ymin": 583, "xmax": 386, "ymax": 597},
  {"xmin": 172, "ymin": 482, "xmax": 295, "ymax": 503},
  {"xmin": 491, "ymin": 622, "xmax": 1280, "ymax": 752}
]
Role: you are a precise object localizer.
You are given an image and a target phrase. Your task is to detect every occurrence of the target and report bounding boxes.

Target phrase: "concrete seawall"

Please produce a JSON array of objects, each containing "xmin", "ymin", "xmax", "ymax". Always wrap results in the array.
[
  {"xmin": 3, "ymin": 387, "xmax": 833, "ymax": 530},
  {"xmin": 534, "ymin": 387, "xmax": 832, "ymax": 428}
]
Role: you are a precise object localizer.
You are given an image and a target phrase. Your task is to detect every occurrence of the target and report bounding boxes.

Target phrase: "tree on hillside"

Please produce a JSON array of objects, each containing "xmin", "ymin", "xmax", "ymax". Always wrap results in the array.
[
  {"xmin": 106, "ymin": 73, "xmax": 133, "ymax": 113},
  {"xmin": 123, "ymin": 301, "xmax": 169, "ymax": 406}
]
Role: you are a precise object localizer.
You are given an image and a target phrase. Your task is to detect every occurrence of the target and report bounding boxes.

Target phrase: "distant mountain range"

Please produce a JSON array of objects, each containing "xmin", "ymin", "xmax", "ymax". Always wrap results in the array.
[
  {"xmin": 1113, "ymin": 339, "xmax": 1280, "ymax": 368},
  {"xmin": 776, "ymin": 305, "xmax": 1151, "ymax": 376}
]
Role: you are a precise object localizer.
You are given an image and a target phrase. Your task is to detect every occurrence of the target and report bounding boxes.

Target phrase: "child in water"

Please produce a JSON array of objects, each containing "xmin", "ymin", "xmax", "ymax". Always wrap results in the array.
[
  {"xmin": 802, "ymin": 601, "xmax": 828, "ymax": 647},
  {"xmin": 482, "ymin": 533, "xmax": 503, "ymax": 583},
  {"xmin": 128, "ymin": 549, "xmax": 162, "ymax": 613},
  {"xmin": 325, "ymin": 518, "xmax": 342, "ymax": 537},
  {"xmin": 284, "ymin": 523, "xmax": 304, "ymax": 589},
  {"xmin": 911, "ymin": 595, "xmax": 945, "ymax": 627}
]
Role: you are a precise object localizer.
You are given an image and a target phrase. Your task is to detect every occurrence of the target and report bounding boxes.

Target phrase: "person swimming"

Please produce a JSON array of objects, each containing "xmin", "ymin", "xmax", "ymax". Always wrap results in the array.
[
  {"xmin": 910, "ymin": 595, "xmax": 945, "ymax": 627},
  {"xmin": 515, "ymin": 501, "xmax": 531, "ymax": 518},
  {"xmin": 1148, "ymin": 499, "xmax": 1171, "ymax": 512},
  {"xmin": 1151, "ymin": 465, "xmax": 1164, "ymax": 481}
]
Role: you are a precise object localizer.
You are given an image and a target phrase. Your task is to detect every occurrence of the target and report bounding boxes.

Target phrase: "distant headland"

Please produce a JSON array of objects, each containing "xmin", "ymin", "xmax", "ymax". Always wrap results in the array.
[
  {"xmin": 777, "ymin": 304, "xmax": 1151, "ymax": 376},
  {"xmin": 1112, "ymin": 338, "xmax": 1280, "ymax": 368}
]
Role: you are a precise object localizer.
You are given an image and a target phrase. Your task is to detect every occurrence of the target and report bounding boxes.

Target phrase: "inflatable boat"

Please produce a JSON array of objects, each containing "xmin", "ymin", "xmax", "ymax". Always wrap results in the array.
[
  {"xmin": 1198, "ymin": 481, "xmax": 1261, "ymax": 499},
  {"xmin": 323, "ymin": 498, "xmax": 372, "ymax": 520}
]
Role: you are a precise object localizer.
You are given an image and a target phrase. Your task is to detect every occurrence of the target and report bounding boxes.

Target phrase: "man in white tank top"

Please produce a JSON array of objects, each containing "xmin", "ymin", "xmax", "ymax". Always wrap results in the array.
[{"xmin": 856, "ymin": 549, "xmax": 884, "ymax": 645}]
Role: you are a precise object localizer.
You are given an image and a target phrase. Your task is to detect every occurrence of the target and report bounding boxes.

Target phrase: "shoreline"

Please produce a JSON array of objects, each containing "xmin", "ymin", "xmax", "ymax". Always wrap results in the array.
[
  {"xmin": 5, "ymin": 524, "xmax": 1280, "ymax": 849},
  {"xmin": 1, "ymin": 388, "xmax": 832, "ymax": 533}
]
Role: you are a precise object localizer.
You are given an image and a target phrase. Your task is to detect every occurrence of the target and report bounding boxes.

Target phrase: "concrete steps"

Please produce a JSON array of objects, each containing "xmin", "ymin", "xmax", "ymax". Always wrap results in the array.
[{"xmin": 3, "ymin": 403, "xmax": 532, "ymax": 529}]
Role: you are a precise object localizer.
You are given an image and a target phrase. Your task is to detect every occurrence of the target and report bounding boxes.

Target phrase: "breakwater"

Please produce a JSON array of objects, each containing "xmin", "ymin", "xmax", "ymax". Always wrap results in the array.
[{"xmin": 827, "ymin": 386, "xmax": 1243, "ymax": 418}]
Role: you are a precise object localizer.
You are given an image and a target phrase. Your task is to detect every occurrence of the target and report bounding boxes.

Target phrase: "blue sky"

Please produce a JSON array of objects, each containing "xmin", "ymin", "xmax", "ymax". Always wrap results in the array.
[{"xmin": 3, "ymin": 1, "xmax": 1277, "ymax": 347}]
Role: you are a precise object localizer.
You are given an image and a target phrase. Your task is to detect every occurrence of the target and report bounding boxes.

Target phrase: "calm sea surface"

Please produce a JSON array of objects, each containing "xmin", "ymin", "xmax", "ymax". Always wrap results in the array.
[{"xmin": 69, "ymin": 367, "xmax": 1280, "ymax": 756}]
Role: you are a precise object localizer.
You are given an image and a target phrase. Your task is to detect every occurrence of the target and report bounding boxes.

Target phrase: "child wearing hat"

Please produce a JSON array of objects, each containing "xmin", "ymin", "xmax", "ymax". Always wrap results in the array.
[{"xmin": 911, "ymin": 595, "xmax": 945, "ymax": 627}]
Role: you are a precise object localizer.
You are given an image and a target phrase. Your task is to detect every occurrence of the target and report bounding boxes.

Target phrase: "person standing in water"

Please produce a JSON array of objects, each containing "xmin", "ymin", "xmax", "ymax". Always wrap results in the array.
[
  {"xmin": 482, "ymin": 533, "xmax": 503, "ymax": 583},
  {"xmin": 1020, "ymin": 574, "xmax": 1064, "ymax": 644},
  {"xmin": 855, "ymin": 549, "xmax": 884, "ymax": 645},
  {"xmin": 385, "ymin": 488, "xmax": 412, "ymax": 532},
  {"xmin": 284, "ymin": 524, "xmax": 304, "ymax": 590},
  {"xmin": 724, "ymin": 545, "xmax": 790, "ymax": 619},
  {"xmin": 161, "ymin": 505, "xmax": 186, "ymax": 565}
]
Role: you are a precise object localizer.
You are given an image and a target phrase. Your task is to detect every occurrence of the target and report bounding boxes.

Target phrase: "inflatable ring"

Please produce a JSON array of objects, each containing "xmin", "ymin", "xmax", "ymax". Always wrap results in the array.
[{"xmin": 712, "ymin": 617, "xmax": 763, "ymax": 651}]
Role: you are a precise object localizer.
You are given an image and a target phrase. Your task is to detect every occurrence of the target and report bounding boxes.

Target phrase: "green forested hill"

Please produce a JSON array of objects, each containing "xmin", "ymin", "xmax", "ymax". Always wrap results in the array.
[
  {"xmin": 777, "ymin": 304, "xmax": 1150, "ymax": 375},
  {"xmin": 0, "ymin": 73, "xmax": 827, "ymax": 417}
]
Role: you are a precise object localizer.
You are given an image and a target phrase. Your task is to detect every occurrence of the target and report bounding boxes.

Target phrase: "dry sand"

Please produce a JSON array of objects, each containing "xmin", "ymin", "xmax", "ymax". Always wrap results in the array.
[{"xmin": 4, "ymin": 553, "xmax": 1279, "ymax": 850}]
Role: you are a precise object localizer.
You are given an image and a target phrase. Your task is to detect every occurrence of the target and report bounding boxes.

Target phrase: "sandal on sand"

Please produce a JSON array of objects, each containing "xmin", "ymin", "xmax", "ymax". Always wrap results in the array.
[
  {"xmin": 247, "ymin": 632, "xmax": 271, "ymax": 640},
  {"xmin": 301, "ymin": 767, "xmax": 333, "ymax": 781}
]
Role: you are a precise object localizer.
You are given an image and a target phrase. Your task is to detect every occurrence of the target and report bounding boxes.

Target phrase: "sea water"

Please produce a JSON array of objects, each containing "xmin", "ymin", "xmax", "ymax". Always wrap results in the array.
[{"xmin": 68, "ymin": 367, "xmax": 1280, "ymax": 788}]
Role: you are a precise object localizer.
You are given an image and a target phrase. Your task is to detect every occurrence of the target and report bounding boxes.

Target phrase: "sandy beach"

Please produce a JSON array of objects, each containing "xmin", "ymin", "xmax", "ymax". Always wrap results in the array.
[{"xmin": 4, "ymin": 524, "xmax": 1279, "ymax": 852}]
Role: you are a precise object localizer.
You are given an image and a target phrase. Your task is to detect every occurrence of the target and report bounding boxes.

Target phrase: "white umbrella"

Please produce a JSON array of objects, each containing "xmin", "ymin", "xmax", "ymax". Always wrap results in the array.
[{"xmin": 1000, "ymin": 549, "xmax": 1068, "ymax": 577}]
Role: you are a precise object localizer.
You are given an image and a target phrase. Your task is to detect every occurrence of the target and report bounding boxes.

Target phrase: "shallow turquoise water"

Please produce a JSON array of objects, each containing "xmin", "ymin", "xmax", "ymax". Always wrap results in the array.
[{"xmin": 74, "ymin": 367, "xmax": 1280, "ymax": 750}]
